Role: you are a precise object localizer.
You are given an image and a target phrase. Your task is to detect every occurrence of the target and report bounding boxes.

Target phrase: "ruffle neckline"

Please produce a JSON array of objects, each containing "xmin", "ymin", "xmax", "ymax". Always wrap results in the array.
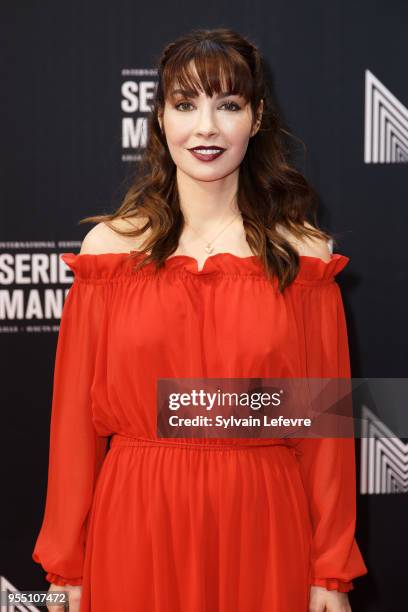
[{"xmin": 60, "ymin": 249, "xmax": 350, "ymax": 284}]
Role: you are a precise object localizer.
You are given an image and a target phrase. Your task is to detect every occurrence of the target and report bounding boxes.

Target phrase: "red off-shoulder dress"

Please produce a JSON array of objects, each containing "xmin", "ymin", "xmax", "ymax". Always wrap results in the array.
[{"xmin": 32, "ymin": 250, "xmax": 368, "ymax": 611}]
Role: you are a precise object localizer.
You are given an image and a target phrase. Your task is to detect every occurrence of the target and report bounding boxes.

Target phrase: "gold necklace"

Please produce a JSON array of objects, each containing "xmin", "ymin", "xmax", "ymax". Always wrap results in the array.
[
  {"xmin": 184, "ymin": 195, "xmax": 242, "ymax": 254},
  {"xmin": 188, "ymin": 214, "xmax": 241, "ymax": 253}
]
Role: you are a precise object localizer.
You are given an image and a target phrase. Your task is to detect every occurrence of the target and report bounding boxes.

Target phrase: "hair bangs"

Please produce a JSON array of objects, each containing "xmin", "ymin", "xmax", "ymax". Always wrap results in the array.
[{"xmin": 162, "ymin": 43, "xmax": 254, "ymax": 103}]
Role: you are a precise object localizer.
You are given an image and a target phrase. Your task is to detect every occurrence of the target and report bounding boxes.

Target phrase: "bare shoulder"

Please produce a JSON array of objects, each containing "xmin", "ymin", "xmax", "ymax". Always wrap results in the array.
[
  {"xmin": 79, "ymin": 216, "xmax": 150, "ymax": 255},
  {"xmin": 275, "ymin": 221, "xmax": 331, "ymax": 262}
]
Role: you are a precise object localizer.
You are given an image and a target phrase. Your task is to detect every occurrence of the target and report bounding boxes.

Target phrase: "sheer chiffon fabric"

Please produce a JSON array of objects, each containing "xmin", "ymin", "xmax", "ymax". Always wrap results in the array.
[{"xmin": 32, "ymin": 251, "xmax": 368, "ymax": 611}]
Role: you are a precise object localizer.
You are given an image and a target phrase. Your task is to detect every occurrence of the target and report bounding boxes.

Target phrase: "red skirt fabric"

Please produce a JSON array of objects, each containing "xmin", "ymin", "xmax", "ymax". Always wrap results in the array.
[{"xmin": 81, "ymin": 436, "xmax": 312, "ymax": 612}]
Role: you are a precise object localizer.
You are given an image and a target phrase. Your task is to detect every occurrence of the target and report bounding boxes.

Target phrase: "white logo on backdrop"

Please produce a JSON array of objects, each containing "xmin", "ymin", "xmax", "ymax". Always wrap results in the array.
[
  {"xmin": 364, "ymin": 69, "xmax": 408, "ymax": 163},
  {"xmin": 360, "ymin": 405, "xmax": 408, "ymax": 494},
  {"xmin": 0, "ymin": 244, "xmax": 79, "ymax": 333},
  {"xmin": 121, "ymin": 68, "xmax": 158, "ymax": 162}
]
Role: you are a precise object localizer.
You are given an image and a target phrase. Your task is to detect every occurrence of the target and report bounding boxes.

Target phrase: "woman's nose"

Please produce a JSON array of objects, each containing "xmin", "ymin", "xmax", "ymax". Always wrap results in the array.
[{"xmin": 194, "ymin": 109, "xmax": 219, "ymax": 136}]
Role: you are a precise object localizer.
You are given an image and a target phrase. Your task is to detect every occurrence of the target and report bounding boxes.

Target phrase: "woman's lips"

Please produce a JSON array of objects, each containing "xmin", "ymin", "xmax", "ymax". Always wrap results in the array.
[{"xmin": 188, "ymin": 149, "xmax": 226, "ymax": 162}]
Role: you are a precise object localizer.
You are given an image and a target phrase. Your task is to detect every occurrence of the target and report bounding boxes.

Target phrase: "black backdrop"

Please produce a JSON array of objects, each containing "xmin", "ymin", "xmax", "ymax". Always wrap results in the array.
[{"xmin": 2, "ymin": 1, "xmax": 407, "ymax": 610}]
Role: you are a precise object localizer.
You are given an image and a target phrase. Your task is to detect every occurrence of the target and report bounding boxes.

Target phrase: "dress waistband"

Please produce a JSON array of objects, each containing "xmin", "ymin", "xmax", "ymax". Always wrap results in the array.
[{"xmin": 110, "ymin": 433, "xmax": 292, "ymax": 451}]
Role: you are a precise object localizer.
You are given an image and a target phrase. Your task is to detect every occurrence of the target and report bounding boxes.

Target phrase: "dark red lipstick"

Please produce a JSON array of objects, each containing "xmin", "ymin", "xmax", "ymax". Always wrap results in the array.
[{"xmin": 188, "ymin": 145, "xmax": 226, "ymax": 162}]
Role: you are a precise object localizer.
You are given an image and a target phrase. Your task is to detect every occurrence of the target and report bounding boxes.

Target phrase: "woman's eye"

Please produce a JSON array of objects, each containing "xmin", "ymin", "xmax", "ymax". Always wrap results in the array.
[
  {"xmin": 175, "ymin": 102, "xmax": 193, "ymax": 111},
  {"xmin": 174, "ymin": 101, "xmax": 241, "ymax": 112},
  {"xmin": 221, "ymin": 101, "xmax": 241, "ymax": 111}
]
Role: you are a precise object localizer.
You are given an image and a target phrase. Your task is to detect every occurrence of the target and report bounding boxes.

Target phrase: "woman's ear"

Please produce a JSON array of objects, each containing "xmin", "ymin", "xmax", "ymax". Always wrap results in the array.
[
  {"xmin": 250, "ymin": 98, "xmax": 264, "ymax": 137},
  {"xmin": 157, "ymin": 111, "xmax": 164, "ymax": 134}
]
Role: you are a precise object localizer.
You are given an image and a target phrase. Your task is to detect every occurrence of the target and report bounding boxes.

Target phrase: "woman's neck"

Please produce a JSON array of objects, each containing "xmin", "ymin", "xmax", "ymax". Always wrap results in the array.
[{"xmin": 176, "ymin": 168, "xmax": 240, "ymax": 229}]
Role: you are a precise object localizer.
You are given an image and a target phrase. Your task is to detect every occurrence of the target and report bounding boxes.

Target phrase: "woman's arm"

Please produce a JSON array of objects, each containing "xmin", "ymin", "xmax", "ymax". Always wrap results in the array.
[
  {"xmin": 32, "ymin": 232, "xmax": 109, "ymax": 585},
  {"xmin": 288, "ymin": 237, "xmax": 368, "ymax": 602}
]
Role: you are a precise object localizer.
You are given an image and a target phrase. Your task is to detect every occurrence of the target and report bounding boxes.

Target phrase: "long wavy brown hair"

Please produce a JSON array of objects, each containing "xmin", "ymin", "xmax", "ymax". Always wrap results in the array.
[{"xmin": 81, "ymin": 27, "xmax": 335, "ymax": 291}]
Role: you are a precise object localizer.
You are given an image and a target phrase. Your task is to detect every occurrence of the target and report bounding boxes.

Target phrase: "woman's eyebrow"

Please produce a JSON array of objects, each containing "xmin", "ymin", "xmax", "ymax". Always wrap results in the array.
[{"xmin": 169, "ymin": 88, "xmax": 237, "ymax": 98}]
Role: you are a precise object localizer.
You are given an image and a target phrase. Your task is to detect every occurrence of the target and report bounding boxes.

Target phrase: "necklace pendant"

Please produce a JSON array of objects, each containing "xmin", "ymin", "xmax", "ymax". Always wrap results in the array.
[{"xmin": 205, "ymin": 245, "xmax": 214, "ymax": 254}]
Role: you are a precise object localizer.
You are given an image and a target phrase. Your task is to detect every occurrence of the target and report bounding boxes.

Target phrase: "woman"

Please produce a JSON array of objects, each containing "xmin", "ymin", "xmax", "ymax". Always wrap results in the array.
[{"xmin": 32, "ymin": 28, "xmax": 368, "ymax": 612}]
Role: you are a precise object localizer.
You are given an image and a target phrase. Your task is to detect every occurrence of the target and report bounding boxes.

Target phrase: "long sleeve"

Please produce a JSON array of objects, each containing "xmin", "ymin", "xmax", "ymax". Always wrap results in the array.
[
  {"xmin": 32, "ymin": 257, "xmax": 109, "ymax": 586},
  {"xmin": 290, "ymin": 263, "xmax": 368, "ymax": 593}
]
